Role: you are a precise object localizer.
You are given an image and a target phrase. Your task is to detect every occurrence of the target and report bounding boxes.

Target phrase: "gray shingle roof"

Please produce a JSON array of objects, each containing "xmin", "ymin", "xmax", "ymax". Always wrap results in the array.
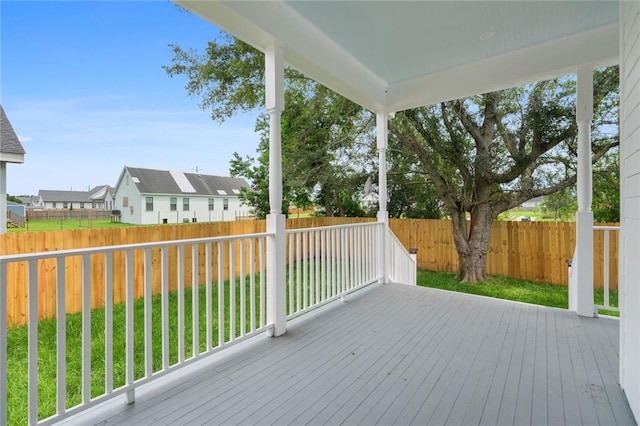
[
  {"xmin": 125, "ymin": 166, "xmax": 249, "ymax": 196},
  {"xmin": 0, "ymin": 105, "xmax": 26, "ymax": 155},
  {"xmin": 38, "ymin": 190, "xmax": 94, "ymax": 203}
]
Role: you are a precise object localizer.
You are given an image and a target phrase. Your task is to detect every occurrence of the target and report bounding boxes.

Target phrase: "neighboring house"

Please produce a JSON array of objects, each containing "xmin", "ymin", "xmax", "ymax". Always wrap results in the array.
[
  {"xmin": 37, "ymin": 185, "xmax": 115, "ymax": 210},
  {"xmin": 113, "ymin": 166, "xmax": 250, "ymax": 225},
  {"xmin": 520, "ymin": 196, "xmax": 543, "ymax": 210},
  {"xmin": 0, "ymin": 105, "xmax": 26, "ymax": 234},
  {"xmin": 88, "ymin": 185, "xmax": 115, "ymax": 210},
  {"xmin": 16, "ymin": 195, "xmax": 38, "ymax": 207},
  {"xmin": 361, "ymin": 192, "xmax": 379, "ymax": 210}
]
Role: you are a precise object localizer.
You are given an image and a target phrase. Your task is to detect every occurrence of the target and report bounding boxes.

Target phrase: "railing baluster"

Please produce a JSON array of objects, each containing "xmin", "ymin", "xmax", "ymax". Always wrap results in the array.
[
  {"xmin": 28, "ymin": 260, "xmax": 39, "ymax": 425},
  {"xmin": 604, "ymin": 229, "xmax": 610, "ymax": 309},
  {"xmin": 240, "ymin": 239, "xmax": 246, "ymax": 337},
  {"xmin": 0, "ymin": 260, "xmax": 6, "ymax": 425},
  {"xmin": 341, "ymin": 228, "xmax": 347, "ymax": 294},
  {"xmin": 161, "ymin": 248, "xmax": 169, "ymax": 369},
  {"xmin": 249, "ymin": 238, "xmax": 256, "ymax": 333},
  {"xmin": 125, "ymin": 250, "xmax": 135, "ymax": 404},
  {"xmin": 82, "ymin": 254, "xmax": 91, "ymax": 404},
  {"xmin": 296, "ymin": 232, "xmax": 301, "ymax": 312},
  {"xmin": 56, "ymin": 256, "xmax": 66, "ymax": 414},
  {"xmin": 206, "ymin": 243, "xmax": 212, "ymax": 352},
  {"xmin": 310, "ymin": 231, "xmax": 316, "ymax": 307},
  {"xmin": 177, "ymin": 245, "xmax": 185, "ymax": 363},
  {"xmin": 259, "ymin": 237, "xmax": 265, "ymax": 328},
  {"xmin": 229, "ymin": 241, "xmax": 235, "ymax": 341},
  {"xmin": 105, "ymin": 252, "xmax": 113, "ymax": 393},
  {"xmin": 288, "ymin": 233, "xmax": 294, "ymax": 315},
  {"xmin": 218, "ymin": 242, "xmax": 224, "ymax": 347},
  {"xmin": 303, "ymin": 231, "xmax": 308, "ymax": 309},
  {"xmin": 192, "ymin": 244, "xmax": 199, "ymax": 358},
  {"xmin": 144, "ymin": 249, "xmax": 153, "ymax": 377},
  {"xmin": 321, "ymin": 229, "xmax": 326, "ymax": 301}
]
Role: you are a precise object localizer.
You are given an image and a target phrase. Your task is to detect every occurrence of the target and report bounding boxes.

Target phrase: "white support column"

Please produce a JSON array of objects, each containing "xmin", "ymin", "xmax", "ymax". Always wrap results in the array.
[
  {"xmin": 0, "ymin": 162, "xmax": 6, "ymax": 234},
  {"xmin": 265, "ymin": 44, "xmax": 286, "ymax": 336},
  {"xmin": 572, "ymin": 65, "xmax": 595, "ymax": 317},
  {"xmin": 376, "ymin": 112, "xmax": 389, "ymax": 284}
]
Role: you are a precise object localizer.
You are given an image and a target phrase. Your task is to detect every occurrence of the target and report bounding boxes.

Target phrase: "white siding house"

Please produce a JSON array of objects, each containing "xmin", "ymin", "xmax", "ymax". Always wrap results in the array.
[
  {"xmin": 620, "ymin": 0, "xmax": 640, "ymax": 417},
  {"xmin": 36, "ymin": 186, "xmax": 115, "ymax": 210},
  {"xmin": 113, "ymin": 166, "xmax": 250, "ymax": 225}
]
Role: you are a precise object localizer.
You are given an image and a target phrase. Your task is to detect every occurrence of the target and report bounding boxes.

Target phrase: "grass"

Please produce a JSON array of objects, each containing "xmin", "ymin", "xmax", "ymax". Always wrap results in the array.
[
  {"xmin": 416, "ymin": 269, "xmax": 618, "ymax": 316},
  {"xmin": 7, "ymin": 279, "xmax": 262, "ymax": 425},
  {"xmin": 9, "ymin": 219, "xmax": 133, "ymax": 232}
]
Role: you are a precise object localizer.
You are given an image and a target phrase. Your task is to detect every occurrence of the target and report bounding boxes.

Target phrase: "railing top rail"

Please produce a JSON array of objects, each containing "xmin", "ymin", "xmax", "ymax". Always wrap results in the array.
[
  {"xmin": 286, "ymin": 221, "xmax": 380, "ymax": 234},
  {"xmin": 593, "ymin": 225, "xmax": 620, "ymax": 230},
  {"xmin": 0, "ymin": 231, "xmax": 274, "ymax": 262}
]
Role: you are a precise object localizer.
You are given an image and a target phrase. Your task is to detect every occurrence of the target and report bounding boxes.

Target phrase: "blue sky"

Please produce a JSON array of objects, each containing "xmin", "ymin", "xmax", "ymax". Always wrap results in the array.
[{"xmin": 1, "ymin": 0, "xmax": 260, "ymax": 196}]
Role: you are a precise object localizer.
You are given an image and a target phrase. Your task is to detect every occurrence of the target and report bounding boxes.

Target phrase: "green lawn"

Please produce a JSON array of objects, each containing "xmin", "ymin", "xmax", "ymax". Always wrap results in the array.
[
  {"xmin": 416, "ymin": 269, "xmax": 618, "ymax": 316},
  {"xmin": 9, "ymin": 219, "xmax": 133, "ymax": 232},
  {"xmin": 7, "ymin": 280, "xmax": 262, "ymax": 425}
]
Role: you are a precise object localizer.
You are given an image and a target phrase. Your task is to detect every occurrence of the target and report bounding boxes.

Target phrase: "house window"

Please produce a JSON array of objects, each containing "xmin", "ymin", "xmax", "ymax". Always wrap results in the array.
[
  {"xmin": 170, "ymin": 197, "xmax": 177, "ymax": 211},
  {"xmin": 80, "ymin": 202, "xmax": 85, "ymax": 209},
  {"xmin": 183, "ymin": 198, "xmax": 189, "ymax": 211},
  {"xmin": 208, "ymin": 198, "xmax": 214, "ymax": 211},
  {"xmin": 146, "ymin": 197, "xmax": 154, "ymax": 211},
  {"xmin": 52, "ymin": 202, "xmax": 57, "ymax": 208},
  {"xmin": 223, "ymin": 199, "xmax": 229, "ymax": 211},
  {"xmin": 122, "ymin": 197, "xmax": 129, "ymax": 207},
  {"xmin": 63, "ymin": 202, "xmax": 68, "ymax": 209}
]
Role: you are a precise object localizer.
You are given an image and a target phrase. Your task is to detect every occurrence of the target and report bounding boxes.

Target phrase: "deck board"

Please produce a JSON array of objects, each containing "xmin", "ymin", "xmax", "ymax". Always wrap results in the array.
[{"xmin": 61, "ymin": 284, "xmax": 637, "ymax": 426}]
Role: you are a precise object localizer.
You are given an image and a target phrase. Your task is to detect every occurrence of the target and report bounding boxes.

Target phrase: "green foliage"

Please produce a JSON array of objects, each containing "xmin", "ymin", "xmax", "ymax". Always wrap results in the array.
[
  {"xmin": 592, "ymin": 152, "xmax": 619, "ymax": 222},
  {"xmin": 167, "ymin": 36, "xmax": 375, "ymax": 218},
  {"xmin": 6, "ymin": 194, "xmax": 22, "ymax": 203},
  {"xmin": 539, "ymin": 187, "xmax": 577, "ymax": 220},
  {"xmin": 391, "ymin": 67, "xmax": 619, "ymax": 281}
]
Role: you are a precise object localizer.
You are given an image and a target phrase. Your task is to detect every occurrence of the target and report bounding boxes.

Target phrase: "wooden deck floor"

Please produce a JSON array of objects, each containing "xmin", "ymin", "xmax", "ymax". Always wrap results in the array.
[{"xmin": 63, "ymin": 284, "xmax": 636, "ymax": 426}]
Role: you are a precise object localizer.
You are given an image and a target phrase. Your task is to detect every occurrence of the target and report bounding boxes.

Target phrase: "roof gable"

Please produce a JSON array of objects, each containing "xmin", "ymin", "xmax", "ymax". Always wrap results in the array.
[{"xmin": 0, "ymin": 105, "xmax": 26, "ymax": 159}]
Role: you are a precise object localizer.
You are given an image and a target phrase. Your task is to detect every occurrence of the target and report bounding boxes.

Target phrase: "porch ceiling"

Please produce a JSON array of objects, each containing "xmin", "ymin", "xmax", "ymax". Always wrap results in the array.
[{"xmin": 175, "ymin": 0, "xmax": 619, "ymax": 112}]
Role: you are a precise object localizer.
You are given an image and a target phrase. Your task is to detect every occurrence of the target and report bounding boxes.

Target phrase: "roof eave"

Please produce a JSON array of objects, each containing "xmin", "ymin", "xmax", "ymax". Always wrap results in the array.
[{"xmin": 0, "ymin": 152, "xmax": 25, "ymax": 164}]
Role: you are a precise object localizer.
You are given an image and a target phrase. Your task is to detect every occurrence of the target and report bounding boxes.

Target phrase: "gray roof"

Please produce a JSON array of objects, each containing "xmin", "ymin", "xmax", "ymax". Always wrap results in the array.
[
  {"xmin": 0, "ymin": 105, "xmax": 26, "ymax": 155},
  {"xmin": 38, "ymin": 190, "xmax": 94, "ymax": 203},
  {"xmin": 17, "ymin": 196, "xmax": 38, "ymax": 205},
  {"xmin": 124, "ymin": 166, "xmax": 249, "ymax": 196}
]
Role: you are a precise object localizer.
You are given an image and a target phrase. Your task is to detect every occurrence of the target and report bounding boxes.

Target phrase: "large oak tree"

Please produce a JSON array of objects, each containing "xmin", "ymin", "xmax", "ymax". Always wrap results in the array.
[{"xmin": 165, "ymin": 36, "xmax": 618, "ymax": 282}]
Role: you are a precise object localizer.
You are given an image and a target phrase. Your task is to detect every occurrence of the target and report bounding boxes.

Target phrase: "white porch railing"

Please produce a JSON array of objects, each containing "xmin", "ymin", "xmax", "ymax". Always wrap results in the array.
[
  {"xmin": 0, "ymin": 233, "xmax": 271, "ymax": 425},
  {"xmin": 387, "ymin": 228, "xmax": 417, "ymax": 286},
  {"xmin": 593, "ymin": 225, "xmax": 620, "ymax": 314},
  {"xmin": 0, "ymin": 222, "xmax": 416, "ymax": 424},
  {"xmin": 285, "ymin": 222, "xmax": 380, "ymax": 319}
]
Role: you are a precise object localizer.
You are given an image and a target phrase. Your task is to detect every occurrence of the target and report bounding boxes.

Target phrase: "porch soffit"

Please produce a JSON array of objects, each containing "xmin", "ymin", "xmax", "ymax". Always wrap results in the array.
[{"xmin": 175, "ymin": 0, "xmax": 619, "ymax": 113}]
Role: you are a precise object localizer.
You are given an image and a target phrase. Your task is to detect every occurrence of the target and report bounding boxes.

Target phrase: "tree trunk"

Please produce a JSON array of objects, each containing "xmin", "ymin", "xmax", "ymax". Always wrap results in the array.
[
  {"xmin": 323, "ymin": 191, "xmax": 333, "ymax": 217},
  {"xmin": 336, "ymin": 191, "xmax": 346, "ymax": 217},
  {"xmin": 450, "ymin": 203, "xmax": 494, "ymax": 283}
]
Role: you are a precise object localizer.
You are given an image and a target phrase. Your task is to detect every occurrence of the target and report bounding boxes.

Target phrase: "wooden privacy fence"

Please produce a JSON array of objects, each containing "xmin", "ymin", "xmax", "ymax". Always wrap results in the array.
[
  {"xmin": 389, "ymin": 219, "xmax": 618, "ymax": 289},
  {"xmin": 0, "ymin": 218, "xmax": 369, "ymax": 326},
  {"xmin": 0, "ymin": 217, "xmax": 618, "ymax": 326}
]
